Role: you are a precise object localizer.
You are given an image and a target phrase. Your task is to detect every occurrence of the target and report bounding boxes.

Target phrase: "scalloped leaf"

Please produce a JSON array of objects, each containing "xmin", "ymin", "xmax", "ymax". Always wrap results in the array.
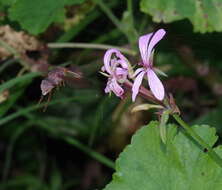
[
  {"xmin": 8, "ymin": 0, "xmax": 85, "ymax": 35},
  {"xmin": 103, "ymin": 121, "xmax": 222, "ymax": 190},
  {"xmin": 140, "ymin": 0, "xmax": 222, "ymax": 33}
]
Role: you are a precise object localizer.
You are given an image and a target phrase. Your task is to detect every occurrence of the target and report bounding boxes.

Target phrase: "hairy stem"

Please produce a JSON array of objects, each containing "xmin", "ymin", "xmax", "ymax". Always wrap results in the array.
[
  {"xmin": 93, "ymin": 0, "xmax": 123, "ymax": 32},
  {"xmin": 64, "ymin": 137, "xmax": 115, "ymax": 169},
  {"xmin": 47, "ymin": 42, "xmax": 136, "ymax": 56},
  {"xmin": 173, "ymin": 114, "xmax": 222, "ymax": 168},
  {"xmin": 0, "ymin": 40, "xmax": 29, "ymax": 70},
  {"xmin": 124, "ymin": 80, "xmax": 164, "ymax": 106},
  {"xmin": 0, "ymin": 59, "xmax": 16, "ymax": 74},
  {"xmin": 93, "ymin": 0, "xmax": 133, "ymax": 44},
  {"xmin": 34, "ymin": 119, "xmax": 115, "ymax": 169},
  {"xmin": 127, "ymin": 0, "xmax": 134, "ymax": 26},
  {"xmin": 0, "ymin": 95, "xmax": 93, "ymax": 126}
]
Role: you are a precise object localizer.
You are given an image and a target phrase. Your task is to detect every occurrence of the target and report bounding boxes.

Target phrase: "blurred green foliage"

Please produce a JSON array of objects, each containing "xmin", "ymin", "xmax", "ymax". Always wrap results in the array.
[
  {"xmin": 0, "ymin": 0, "xmax": 222, "ymax": 189},
  {"xmin": 140, "ymin": 0, "xmax": 222, "ymax": 33},
  {"xmin": 6, "ymin": 0, "xmax": 86, "ymax": 34}
]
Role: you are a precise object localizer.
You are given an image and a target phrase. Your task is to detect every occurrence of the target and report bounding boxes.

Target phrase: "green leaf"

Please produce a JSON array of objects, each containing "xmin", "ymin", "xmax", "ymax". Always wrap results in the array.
[
  {"xmin": 193, "ymin": 104, "xmax": 222, "ymax": 136},
  {"xmin": 140, "ymin": 0, "xmax": 222, "ymax": 33},
  {"xmin": 8, "ymin": 0, "xmax": 86, "ymax": 34},
  {"xmin": 103, "ymin": 121, "xmax": 222, "ymax": 190},
  {"xmin": 121, "ymin": 10, "xmax": 138, "ymax": 44}
]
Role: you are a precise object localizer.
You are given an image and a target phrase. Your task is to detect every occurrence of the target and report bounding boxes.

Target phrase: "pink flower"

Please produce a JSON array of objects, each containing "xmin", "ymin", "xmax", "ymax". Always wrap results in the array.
[
  {"xmin": 102, "ymin": 49, "xmax": 129, "ymax": 98},
  {"xmin": 132, "ymin": 29, "xmax": 166, "ymax": 101}
]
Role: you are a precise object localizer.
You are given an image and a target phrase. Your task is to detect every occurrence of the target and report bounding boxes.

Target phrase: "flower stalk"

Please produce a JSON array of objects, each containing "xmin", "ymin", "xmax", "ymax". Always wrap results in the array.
[
  {"xmin": 47, "ymin": 42, "xmax": 136, "ymax": 56},
  {"xmin": 173, "ymin": 114, "xmax": 222, "ymax": 168},
  {"xmin": 93, "ymin": 0, "xmax": 133, "ymax": 44},
  {"xmin": 123, "ymin": 80, "xmax": 164, "ymax": 106}
]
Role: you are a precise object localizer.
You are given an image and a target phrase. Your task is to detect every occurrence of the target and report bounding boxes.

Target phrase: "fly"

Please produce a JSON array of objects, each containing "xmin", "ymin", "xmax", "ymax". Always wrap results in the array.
[{"xmin": 39, "ymin": 66, "xmax": 83, "ymax": 111}]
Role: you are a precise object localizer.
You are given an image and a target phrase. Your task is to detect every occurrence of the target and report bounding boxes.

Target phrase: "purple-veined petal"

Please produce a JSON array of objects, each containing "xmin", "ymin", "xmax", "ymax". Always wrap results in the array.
[
  {"xmin": 105, "ymin": 78, "xmax": 124, "ymax": 97},
  {"xmin": 101, "ymin": 66, "xmax": 105, "ymax": 72},
  {"xmin": 110, "ymin": 79, "xmax": 124, "ymax": 97},
  {"xmin": 133, "ymin": 68, "xmax": 144, "ymax": 78},
  {"xmin": 103, "ymin": 49, "xmax": 117, "ymax": 74},
  {"xmin": 139, "ymin": 33, "xmax": 153, "ymax": 66},
  {"xmin": 115, "ymin": 49, "xmax": 128, "ymax": 62},
  {"xmin": 115, "ymin": 67, "xmax": 128, "ymax": 81},
  {"xmin": 115, "ymin": 59, "xmax": 128, "ymax": 69},
  {"xmin": 132, "ymin": 71, "xmax": 145, "ymax": 101},
  {"xmin": 147, "ymin": 29, "xmax": 166, "ymax": 65},
  {"xmin": 147, "ymin": 69, "xmax": 164, "ymax": 100},
  {"xmin": 115, "ymin": 67, "xmax": 127, "ymax": 76},
  {"xmin": 104, "ymin": 85, "xmax": 111, "ymax": 93},
  {"xmin": 103, "ymin": 49, "xmax": 128, "ymax": 74},
  {"xmin": 104, "ymin": 79, "xmax": 112, "ymax": 93}
]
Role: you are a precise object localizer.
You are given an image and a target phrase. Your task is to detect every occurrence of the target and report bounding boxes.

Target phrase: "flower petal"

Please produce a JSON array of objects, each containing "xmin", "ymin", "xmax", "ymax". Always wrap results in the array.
[
  {"xmin": 115, "ymin": 67, "xmax": 127, "ymax": 76},
  {"xmin": 115, "ymin": 67, "xmax": 128, "ymax": 82},
  {"xmin": 103, "ymin": 49, "xmax": 117, "ymax": 74},
  {"xmin": 115, "ymin": 59, "xmax": 128, "ymax": 69},
  {"xmin": 147, "ymin": 29, "xmax": 166, "ymax": 65},
  {"xmin": 133, "ymin": 68, "xmax": 144, "ymax": 78},
  {"xmin": 147, "ymin": 69, "xmax": 164, "ymax": 100},
  {"xmin": 139, "ymin": 29, "xmax": 166, "ymax": 66},
  {"xmin": 110, "ymin": 79, "xmax": 124, "ymax": 97},
  {"xmin": 139, "ymin": 33, "xmax": 153, "ymax": 66},
  {"xmin": 132, "ymin": 71, "xmax": 145, "ymax": 101},
  {"xmin": 104, "ymin": 79, "xmax": 111, "ymax": 93},
  {"xmin": 101, "ymin": 66, "xmax": 105, "ymax": 72},
  {"xmin": 103, "ymin": 49, "xmax": 128, "ymax": 74},
  {"xmin": 104, "ymin": 85, "xmax": 111, "ymax": 93}
]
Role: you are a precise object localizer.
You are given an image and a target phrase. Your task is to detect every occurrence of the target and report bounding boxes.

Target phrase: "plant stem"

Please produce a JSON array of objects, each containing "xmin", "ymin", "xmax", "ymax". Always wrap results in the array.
[
  {"xmin": 47, "ymin": 42, "xmax": 136, "ymax": 56},
  {"xmin": 138, "ymin": 15, "xmax": 148, "ymax": 34},
  {"xmin": 34, "ymin": 118, "xmax": 115, "ymax": 169},
  {"xmin": 93, "ymin": 0, "xmax": 133, "ymax": 45},
  {"xmin": 57, "ymin": 11, "xmax": 100, "ymax": 43},
  {"xmin": 0, "ymin": 40, "xmax": 18, "ymax": 56},
  {"xmin": 93, "ymin": 0, "xmax": 123, "ymax": 33},
  {"xmin": 127, "ymin": 0, "xmax": 134, "ymax": 26},
  {"xmin": 0, "ymin": 40, "xmax": 29, "ymax": 70},
  {"xmin": 64, "ymin": 137, "xmax": 115, "ymax": 169},
  {"xmin": 0, "ymin": 95, "xmax": 95, "ymax": 126},
  {"xmin": 2, "ymin": 122, "xmax": 32, "ymax": 180},
  {"xmin": 124, "ymin": 80, "xmax": 164, "ymax": 106},
  {"xmin": 0, "ymin": 72, "xmax": 40, "ymax": 94},
  {"xmin": 19, "ymin": 109, "xmax": 115, "ymax": 170},
  {"xmin": 173, "ymin": 114, "xmax": 222, "ymax": 168},
  {"xmin": 0, "ymin": 59, "xmax": 16, "ymax": 74}
]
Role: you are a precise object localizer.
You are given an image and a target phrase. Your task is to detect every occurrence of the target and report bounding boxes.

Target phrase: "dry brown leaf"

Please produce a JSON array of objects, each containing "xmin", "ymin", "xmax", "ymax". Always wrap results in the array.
[
  {"xmin": 108, "ymin": 96, "xmax": 147, "ymax": 153},
  {"xmin": 0, "ymin": 25, "xmax": 42, "ymax": 59},
  {"xmin": 0, "ymin": 89, "xmax": 9, "ymax": 103}
]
